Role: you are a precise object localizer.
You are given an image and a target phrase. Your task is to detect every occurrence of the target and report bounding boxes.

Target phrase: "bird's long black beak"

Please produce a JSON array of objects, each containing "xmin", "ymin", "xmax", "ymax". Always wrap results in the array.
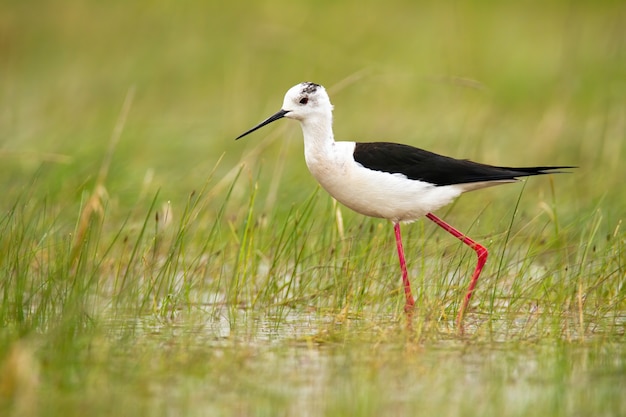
[{"xmin": 235, "ymin": 109, "xmax": 289, "ymax": 140}]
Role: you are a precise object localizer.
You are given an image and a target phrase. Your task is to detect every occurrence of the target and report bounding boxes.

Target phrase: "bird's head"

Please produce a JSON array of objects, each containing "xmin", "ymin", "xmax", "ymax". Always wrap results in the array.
[{"xmin": 236, "ymin": 82, "xmax": 333, "ymax": 140}]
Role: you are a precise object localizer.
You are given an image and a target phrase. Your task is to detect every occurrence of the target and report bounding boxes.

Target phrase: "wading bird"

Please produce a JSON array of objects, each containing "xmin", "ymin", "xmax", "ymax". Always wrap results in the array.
[{"xmin": 236, "ymin": 82, "xmax": 572, "ymax": 329}]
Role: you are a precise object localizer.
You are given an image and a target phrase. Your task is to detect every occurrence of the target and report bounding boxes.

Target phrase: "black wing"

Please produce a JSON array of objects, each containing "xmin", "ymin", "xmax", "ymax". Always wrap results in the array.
[{"xmin": 353, "ymin": 142, "xmax": 574, "ymax": 186}]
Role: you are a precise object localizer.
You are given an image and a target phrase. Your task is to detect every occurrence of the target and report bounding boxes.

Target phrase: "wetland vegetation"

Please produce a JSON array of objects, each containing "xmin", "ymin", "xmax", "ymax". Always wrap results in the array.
[{"xmin": 1, "ymin": 1, "xmax": 624, "ymax": 416}]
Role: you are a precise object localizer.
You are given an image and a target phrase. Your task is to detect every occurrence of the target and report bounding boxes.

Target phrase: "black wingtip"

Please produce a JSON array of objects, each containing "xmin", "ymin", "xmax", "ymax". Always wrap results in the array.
[{"xmin": 527, "ymin": 166, "xmax": 577, "ymax": 175}]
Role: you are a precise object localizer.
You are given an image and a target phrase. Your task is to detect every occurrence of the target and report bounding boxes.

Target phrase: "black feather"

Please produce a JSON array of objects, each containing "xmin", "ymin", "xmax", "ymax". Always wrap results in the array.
[{"xmin": 353, "ymin": 142, "xmax": 574, "ymax": 186}]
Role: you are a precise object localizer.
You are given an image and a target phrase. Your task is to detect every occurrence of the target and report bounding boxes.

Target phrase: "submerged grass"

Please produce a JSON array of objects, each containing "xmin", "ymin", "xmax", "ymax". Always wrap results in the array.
[{"xmin": 1, "ymin": 0, "xmax": 625, "ymax": 416}]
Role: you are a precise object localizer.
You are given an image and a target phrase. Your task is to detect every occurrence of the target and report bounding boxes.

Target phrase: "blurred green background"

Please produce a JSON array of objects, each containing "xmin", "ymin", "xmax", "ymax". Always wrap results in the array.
[
  {"xmin": 1, "ymin": 2, "xmax": 625, "ymax": 416},
  {"xmin": 2, "ymin": 0, "xmax": 623, "ymax": 223}
]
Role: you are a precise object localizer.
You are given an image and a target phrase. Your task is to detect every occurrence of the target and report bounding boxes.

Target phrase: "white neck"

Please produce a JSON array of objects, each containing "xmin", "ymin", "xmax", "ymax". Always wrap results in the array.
[{"xmin": 300, "ymin": 113, "xmax": 335, "ymax": 159}]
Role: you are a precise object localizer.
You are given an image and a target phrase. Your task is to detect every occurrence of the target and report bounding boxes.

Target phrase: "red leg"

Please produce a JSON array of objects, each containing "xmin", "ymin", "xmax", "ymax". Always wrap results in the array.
[
  {"xmin": 394, "ymin": 222, "xmax": 415, "ymax": 314},
  {"xmin": 425, "ymin": 213, "xmax": 488, "ymax": 328}
]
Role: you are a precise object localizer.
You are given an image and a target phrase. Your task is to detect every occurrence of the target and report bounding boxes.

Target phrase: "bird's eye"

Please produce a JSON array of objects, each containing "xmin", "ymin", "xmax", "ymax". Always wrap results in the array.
[{"xmin": 299, "ymin": 97, "xmax": 308, "ymax": 105}]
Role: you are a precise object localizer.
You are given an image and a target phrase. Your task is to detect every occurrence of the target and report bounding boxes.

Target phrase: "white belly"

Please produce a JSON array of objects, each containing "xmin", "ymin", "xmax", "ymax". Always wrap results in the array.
[{"xmin": 304, "ymin": 142, "xmax": 463, "ymax": 223}]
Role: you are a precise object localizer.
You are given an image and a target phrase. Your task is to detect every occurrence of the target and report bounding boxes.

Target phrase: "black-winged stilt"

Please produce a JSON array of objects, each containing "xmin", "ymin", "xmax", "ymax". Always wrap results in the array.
[{"xmin": 236, "ymin": 82, "xmax": 572, "ymax": 328}]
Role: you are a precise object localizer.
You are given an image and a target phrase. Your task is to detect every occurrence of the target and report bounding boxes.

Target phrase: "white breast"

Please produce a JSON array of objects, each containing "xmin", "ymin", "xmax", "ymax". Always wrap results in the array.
[{"xmin": 304, "ymin": 141, "xmax": 463, "ymax": 223}]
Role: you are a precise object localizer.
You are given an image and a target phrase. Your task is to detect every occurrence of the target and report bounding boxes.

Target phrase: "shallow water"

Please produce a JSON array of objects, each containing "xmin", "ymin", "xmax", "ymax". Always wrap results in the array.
[{"xmin": 77, "ymin": 308, "xmax": 625, "ymax": 417}]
